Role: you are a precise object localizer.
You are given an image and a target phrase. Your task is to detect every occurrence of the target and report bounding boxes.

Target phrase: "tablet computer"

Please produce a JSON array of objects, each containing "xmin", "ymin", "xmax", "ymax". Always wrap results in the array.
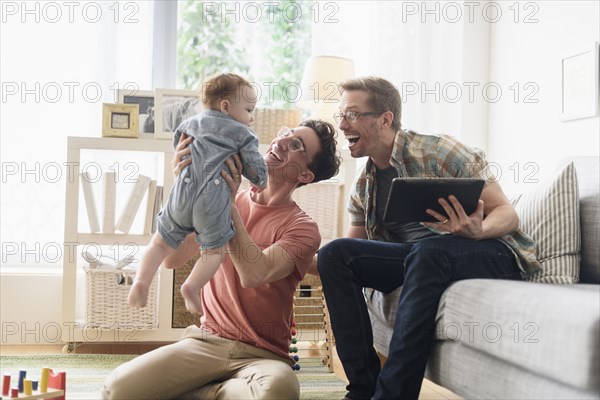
[{"xmin": 383, "ymin": 178, "xmax": 485, "ymax": 223}]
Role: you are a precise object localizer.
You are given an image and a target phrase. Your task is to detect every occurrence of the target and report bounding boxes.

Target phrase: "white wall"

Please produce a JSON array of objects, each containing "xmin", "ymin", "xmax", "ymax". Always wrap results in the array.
[
  {"xmin": 486, "ymin": 1, "xmax": 599, "ymax": 196},
  {"xmin": 1, "ymin": 273, "xmax": 63, "ymax": 345}
]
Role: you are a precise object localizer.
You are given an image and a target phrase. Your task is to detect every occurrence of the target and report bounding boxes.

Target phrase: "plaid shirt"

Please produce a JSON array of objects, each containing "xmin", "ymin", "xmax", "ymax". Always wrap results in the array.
[{"xmin": 348, "ymin": 129, "xmax": 541, "ymax": 276}]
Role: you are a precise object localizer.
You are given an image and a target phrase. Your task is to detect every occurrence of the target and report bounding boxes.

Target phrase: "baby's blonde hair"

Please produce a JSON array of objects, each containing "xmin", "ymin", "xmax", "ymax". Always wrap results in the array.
[{"xmin": 202, "ymin": 73, "xmax": 253, "ymax": 110}]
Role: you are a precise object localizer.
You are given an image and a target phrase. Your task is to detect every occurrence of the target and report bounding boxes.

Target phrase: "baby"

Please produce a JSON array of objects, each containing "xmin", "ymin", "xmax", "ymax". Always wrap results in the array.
[{"xmin": 128, "ymin": 73, "xmax": 267, "ymax": 314}]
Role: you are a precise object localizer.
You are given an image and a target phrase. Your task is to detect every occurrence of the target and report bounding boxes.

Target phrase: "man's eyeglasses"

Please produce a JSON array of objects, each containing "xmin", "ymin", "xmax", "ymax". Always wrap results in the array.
[
  {"xmin": 277, "ymin": 127, "xmax": 309, "ymax": 161},
  {"xmin": 332, "ymin": 111, "xmax": 385, "ymax": 123}
]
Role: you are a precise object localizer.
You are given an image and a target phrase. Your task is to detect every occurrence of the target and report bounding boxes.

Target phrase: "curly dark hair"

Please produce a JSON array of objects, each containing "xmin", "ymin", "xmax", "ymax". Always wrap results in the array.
[{"xmin": 298, "ymin": 119, "xmax": 342, "ymax": 187}]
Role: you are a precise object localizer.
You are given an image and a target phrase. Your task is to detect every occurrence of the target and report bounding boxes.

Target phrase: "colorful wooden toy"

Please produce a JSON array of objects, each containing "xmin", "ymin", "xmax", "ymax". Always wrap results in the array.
[
  {"xmin": 18, "ymin": 370, "xmax": 26, "ymax": 392},
  {"xmin": 289, "ymin": 320, "xmax": 300, "ymax": 371},
  {"xmin": 2, "ymin": 374, "xmax": 10, "ymax": 396},
  {"xmin": 23, "ymin": 379, "xmax": 32, "ymax": 396},
  {"xmin": 1, "ymin": 368, "xmax": 66, "ymax": 400}
]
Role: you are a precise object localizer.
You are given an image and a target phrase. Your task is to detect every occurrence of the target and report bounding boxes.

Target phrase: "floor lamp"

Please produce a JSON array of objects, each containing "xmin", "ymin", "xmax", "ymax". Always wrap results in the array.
[{"xmin": 299, "ymin": 56, "xmax": 356, "ymax": 125}]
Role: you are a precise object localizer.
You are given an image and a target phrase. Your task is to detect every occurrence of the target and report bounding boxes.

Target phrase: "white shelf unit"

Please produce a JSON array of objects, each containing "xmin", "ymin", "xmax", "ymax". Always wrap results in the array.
[
  {"xmin": 62, "ymin": 136, "xmax": 182, "ymax": 347},
  {"xmin": 61, "ymin": 137, "xmax": 356, "ymax": 349}
]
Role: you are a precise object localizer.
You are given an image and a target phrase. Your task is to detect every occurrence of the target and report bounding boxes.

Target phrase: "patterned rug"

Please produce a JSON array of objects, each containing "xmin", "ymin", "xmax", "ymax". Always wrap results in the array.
[{"xmin": 0, "ymin": 354, "xmax": 346, "ymax": 399}]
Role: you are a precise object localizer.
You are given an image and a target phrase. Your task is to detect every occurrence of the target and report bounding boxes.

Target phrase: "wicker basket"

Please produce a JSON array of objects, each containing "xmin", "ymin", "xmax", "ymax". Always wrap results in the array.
[
  {"xmin": 253, "ymin": 108, "xmax": 302, "ymax": 144},
  {"xmin": 84, "ymin": 266, "xmax": 159, "ymax": 330},
  {"xmin": 172, "ymin": 256, "xmax": 201, "ymax": 329},
  {"xmin": 292, "ymin": 182, "xmax": 342, "ymax": 245}
]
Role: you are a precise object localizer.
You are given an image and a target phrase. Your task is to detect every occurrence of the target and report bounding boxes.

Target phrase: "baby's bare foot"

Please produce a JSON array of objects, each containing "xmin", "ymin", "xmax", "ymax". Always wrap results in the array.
[
  {"xmin": 128, "ymin": 281, "xmax": 149, "ymax": 307},
  {"xmin": 180, "ymin": 282, "xmax": 204, "ymax": 315}
]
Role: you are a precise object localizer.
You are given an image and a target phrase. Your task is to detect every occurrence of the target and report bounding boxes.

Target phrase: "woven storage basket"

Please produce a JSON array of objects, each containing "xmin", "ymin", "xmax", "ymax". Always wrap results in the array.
[
  {"xmin": 253, "ymin": 108, "xmax": 302, "ymax": 144},
  {"xmin": 172, "ymin": 255, "xmax": 201, "ymax": 329},
  {"xmin": 84, "ymin": 266, "xmax": 159, "ymax": 330},
  {"xmin": 292, "ymin": 182, "xmax": 342, "ymax": 245}
]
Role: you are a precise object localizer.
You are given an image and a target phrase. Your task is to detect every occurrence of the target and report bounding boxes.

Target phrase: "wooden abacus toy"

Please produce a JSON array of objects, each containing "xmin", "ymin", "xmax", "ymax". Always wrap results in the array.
[
  {"xmin": 1, "ymin": 367, "xmax": 66, "ymax": 400},
  {"xmin": 289, "ymin": 321, "xmax": 300, "ymax": 371}
]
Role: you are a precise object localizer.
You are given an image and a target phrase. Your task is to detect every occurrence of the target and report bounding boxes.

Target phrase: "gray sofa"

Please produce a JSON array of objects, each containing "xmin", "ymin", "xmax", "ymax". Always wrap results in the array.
[{"xmin": 365, "ymin": 157, "xmax": 600, "ymax": 399}]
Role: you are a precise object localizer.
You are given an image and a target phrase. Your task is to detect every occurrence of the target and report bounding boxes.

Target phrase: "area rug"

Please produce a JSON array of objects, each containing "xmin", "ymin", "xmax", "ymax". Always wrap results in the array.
[{"xmin": 0, "ymin": 354, "xmax": 346, "ymax": 399}]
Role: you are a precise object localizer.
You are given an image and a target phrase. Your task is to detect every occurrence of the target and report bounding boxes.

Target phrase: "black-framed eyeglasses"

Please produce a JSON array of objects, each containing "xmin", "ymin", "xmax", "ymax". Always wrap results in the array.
[
  {"xmin": 277, "ymin": 126, "xmax": 309, "ymax": 161},
  {"xmin": 332, "ymin": 111, "xmax": 385, "ymax": 123}
]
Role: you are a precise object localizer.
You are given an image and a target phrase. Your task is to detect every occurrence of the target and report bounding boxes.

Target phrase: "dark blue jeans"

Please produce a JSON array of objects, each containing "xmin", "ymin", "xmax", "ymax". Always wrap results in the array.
[{"xmin": 317, "ymin": 235, "xmax": 522, "ymax": 400}]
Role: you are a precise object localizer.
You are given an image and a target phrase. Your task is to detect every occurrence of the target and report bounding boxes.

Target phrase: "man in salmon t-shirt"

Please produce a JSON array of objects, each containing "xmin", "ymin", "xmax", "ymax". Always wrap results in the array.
[{"xmin": 102, "ymin": 119, "xmax": 341, "ymax": 400}]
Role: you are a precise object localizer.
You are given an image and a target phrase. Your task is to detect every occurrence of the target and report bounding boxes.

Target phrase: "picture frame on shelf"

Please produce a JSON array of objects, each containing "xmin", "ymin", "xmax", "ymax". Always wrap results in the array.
[
  {"xmin": 117, "ymin": 89, "xmax": 155, "ymax": 139},
  {"xmin": 102, "ymin": 103, "xmax": 139, "ymax": 138},
  {"xmin": 154, "ymin": 88, "xmax": 203, "ymax": 140},
  {"xmin": 560, "ymin": 41, "xmax": 599, "ymax": 122}
]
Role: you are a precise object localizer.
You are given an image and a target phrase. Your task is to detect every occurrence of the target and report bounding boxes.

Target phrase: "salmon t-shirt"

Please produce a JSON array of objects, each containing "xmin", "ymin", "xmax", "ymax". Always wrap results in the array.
[{"xmin": 200, "ymin": 190, "xmax": 321, "ymax": 360}]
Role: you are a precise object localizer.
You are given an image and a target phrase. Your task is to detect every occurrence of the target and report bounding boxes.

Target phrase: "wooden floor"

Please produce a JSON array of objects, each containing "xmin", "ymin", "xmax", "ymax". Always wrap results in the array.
[
  {"xmin": 1, "ymin": 344, "xmax": 461, "ymax": 400},
  {"xmin": 329, "ymin": 346, "xmax": 461, "ymax": 400}
]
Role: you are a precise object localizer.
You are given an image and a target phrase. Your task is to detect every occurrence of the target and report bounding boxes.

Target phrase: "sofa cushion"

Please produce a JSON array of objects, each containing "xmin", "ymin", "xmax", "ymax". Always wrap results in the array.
[
  {"xmin": 365, "ymin": 286, "xmax": 402, "ymax": 356},
  {"xmin": 435, "ymin": 279, "xmax": 600, "ymax": 391},
  {"xmin": 565, "ymin": 157, "xmax": 600, "ymax": 283},
  {"xmin": 426, "ymin": 341, "xmax": 599, "ymax": 399},
  {"xmin": 514, "ymin": 162, "xmax": 581, "ymax": 283}
]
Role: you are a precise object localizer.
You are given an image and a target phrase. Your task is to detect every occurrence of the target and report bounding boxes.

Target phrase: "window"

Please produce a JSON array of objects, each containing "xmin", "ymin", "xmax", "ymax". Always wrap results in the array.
[
  {"xmin": 176, "ymin": 0, "xmax": 312, "ymax": 108},
  {"xmin": 1, "ymin": 2, "xmax": 154, "ymax": 268}
]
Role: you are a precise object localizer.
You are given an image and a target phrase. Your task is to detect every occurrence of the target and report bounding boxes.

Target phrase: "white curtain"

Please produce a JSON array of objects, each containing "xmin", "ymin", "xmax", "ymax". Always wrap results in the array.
[
  {"xmin": 1, "ymin": 1, "xmax": 155, "ymax": 267},
  {"xmin": 311, "ymin": 1, "xmax": 491, "ymax": 147}
]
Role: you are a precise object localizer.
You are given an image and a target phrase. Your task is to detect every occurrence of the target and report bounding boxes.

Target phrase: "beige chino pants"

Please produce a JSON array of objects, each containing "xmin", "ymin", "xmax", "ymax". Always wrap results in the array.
[{"xmin": 101, "ymin": 326, "xmax": 299, "ymax": 399}]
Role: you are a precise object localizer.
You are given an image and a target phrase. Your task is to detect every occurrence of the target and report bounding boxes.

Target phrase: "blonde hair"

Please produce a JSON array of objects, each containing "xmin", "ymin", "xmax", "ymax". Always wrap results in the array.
[
  {"xmin": 202, "ymin": 73, "xmax": 254, "ymax": 110},
  {"xmin": 339, "ymin": 76, "xmax": 402, "ymax": 130}
]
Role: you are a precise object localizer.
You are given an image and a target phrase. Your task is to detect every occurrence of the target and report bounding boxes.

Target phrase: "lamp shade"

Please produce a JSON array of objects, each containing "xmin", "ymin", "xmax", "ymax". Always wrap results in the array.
[{"xmin": 299, "ymin": 56, "xmax": 356, "ymax": 114}]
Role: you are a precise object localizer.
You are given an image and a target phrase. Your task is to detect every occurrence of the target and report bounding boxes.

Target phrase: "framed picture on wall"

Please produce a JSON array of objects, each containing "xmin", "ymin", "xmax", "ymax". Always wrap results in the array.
[
  {"xmin": 102, "ymin": 103, "xmax": 139, "ymax": 138},
  {"xmin": 154, "ymin": 89, "xmax": 203, "ymax": 140},
  {"xmin": 117, "ymin": 89, "xmax": 155, "ymax": 139},
  {"xmin": 560, "ymin": 41, "xmax": 599, "ymax": 121}
]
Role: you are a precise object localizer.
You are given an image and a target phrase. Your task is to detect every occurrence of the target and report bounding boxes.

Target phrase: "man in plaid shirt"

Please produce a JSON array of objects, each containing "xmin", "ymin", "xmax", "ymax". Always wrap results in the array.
[{"xmin": 317, "ymin": 77, "xmax": 540, "ymax": 400}]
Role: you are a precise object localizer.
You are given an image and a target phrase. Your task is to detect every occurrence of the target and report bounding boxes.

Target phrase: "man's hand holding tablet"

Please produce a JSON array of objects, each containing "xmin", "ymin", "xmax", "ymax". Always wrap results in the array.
[{"xmin": 383, "ymin": 178, "xmax": 485, "ymax": 224}]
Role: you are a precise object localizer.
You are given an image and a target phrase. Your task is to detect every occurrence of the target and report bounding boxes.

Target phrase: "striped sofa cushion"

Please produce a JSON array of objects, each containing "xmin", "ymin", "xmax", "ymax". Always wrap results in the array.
[{"xmin": 515, "ymin": 162, "xmax": 581, "ymax": 283}]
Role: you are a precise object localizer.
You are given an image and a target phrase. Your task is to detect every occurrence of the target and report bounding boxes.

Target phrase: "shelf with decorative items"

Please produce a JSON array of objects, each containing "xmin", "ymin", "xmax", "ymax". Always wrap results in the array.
[
  {"xmin": 61, "ymin": 136, "xmax": 180, "ymax": 352},
  {"xmin": 62, "ymin": 131, "xmax": 355, "ymax": 360}
]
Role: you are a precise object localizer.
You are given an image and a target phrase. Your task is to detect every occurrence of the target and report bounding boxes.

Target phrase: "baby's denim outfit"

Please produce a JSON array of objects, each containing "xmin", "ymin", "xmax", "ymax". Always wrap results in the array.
[{"xmin": 157, "ymin": 110, "xmax": 267, "ymax": 250}]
